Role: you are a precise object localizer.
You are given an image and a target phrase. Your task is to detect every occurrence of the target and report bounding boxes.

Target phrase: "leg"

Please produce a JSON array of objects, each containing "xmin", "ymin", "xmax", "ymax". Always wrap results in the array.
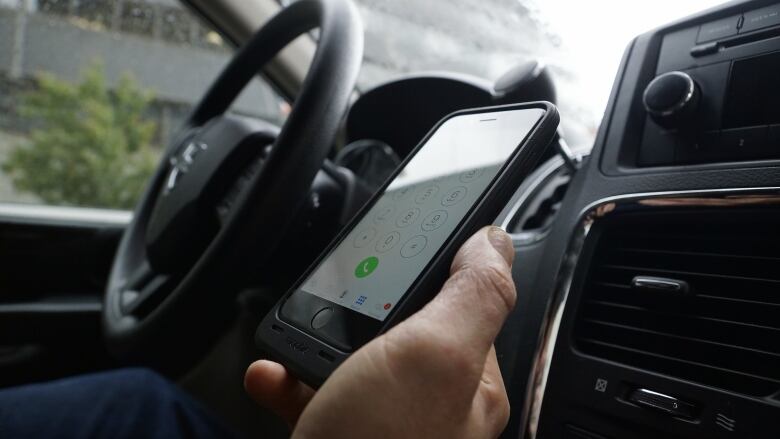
[{"xmin": 0, "ymin": 368, "xmax": 240, "ymax": 439}]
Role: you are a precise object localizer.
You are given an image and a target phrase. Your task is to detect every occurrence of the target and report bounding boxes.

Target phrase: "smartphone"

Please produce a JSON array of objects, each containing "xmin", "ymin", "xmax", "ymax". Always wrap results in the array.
[{"xmin": 256, "ymin": 103, "xmax": 559, "ymax": 387}]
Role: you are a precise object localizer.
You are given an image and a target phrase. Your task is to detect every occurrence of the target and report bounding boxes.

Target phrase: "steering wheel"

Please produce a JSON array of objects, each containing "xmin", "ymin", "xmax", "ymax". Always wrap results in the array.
[{"xmin": 102, "ymin": 0, "xmax": 363, "ymax": 368}]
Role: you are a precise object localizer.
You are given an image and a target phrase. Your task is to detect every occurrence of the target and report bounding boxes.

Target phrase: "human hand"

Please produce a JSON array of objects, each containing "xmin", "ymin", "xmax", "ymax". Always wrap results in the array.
[{"xmin": 245, "ymin": 226, "xmax": 517, "ymax": 438}]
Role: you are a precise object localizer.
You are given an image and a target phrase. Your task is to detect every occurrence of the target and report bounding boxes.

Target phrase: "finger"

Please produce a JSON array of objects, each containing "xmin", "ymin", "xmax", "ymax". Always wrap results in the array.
[
  {"xmin": 475, "ymin": 346, "xmax": 510, "ymax": 438},
  {"xmin": 244, "ymin": 360, "xmax": 315, "ymax": 427},
  {"xmin": 405, "ymin": 226, "xmax": 516, "ymax": 363}
]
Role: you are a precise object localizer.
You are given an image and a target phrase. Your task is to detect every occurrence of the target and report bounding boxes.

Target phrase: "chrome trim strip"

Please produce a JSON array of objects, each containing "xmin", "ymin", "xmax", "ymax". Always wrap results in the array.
[
  {"xmin": 631, "ymin": 276, "xmax": 688, "ymax": 293},
  {"xmin": 523, "ymin": 186, "xmax": 780, "ymax": 438},
  {"xmin": 0, "ymin": 300, "xmax": 102, "ymax": 314},
  {"xmin": 0, "ymin": 204, "xmax": 132, "ymax": 227},
  {"xmin": 634, "ymin": 388, "xmax": 675, "ymax": 399}
]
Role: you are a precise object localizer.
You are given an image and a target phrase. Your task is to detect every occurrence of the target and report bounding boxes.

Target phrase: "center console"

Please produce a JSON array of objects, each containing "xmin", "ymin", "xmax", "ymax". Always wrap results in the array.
[{"xmin": 512, "ymin": 1, "xmax": 780, "ymax": 438}]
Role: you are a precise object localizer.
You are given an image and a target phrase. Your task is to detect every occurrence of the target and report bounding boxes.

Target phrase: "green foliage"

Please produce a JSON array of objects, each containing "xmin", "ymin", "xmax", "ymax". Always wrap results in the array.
[{"xmin": 3, "ymin": 63, "xmax": 159, "ymax": 209}]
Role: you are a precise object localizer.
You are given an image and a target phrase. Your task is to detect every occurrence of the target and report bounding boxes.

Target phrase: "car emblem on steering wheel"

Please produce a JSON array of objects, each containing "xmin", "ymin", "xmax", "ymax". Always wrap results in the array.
[{"xmin": 165, "ymin": 141, "xmax": 208, "ymax": 193}]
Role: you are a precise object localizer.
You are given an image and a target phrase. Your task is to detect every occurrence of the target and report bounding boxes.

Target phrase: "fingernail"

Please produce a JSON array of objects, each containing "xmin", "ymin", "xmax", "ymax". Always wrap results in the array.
[{"xmin": 487, "ymin": 226, "xmax": 514, "ymax": 265}]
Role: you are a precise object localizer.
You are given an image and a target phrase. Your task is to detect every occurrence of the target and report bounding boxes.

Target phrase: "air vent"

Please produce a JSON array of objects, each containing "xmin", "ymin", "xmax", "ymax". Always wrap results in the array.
[
  {"xmin": 575, "ymin": 208, "xmax": 780, "ymax": 397},
  {"xmin": 508, "ymin": 166, "xmax": 571, "ymax": 234}
]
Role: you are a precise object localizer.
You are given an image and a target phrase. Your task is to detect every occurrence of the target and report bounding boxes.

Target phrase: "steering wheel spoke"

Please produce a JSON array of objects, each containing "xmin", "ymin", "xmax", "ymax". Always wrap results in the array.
[
  {"xmin": 120, "ymin": 260, "xmax": 154, "ymax": 292},
  {"xmin": 215, "ymin": 153, "xmax": 268, "ymax": 225},
  {"xmin": 121, "ymin": 274, "xmax": 173, "ymax": 317}
]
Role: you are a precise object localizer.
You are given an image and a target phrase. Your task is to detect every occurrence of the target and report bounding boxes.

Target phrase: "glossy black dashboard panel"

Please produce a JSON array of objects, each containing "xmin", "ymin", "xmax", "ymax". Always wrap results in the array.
[
  {"xmin": 344, "ymin": 70, "xmax": 560, "ymax": 166},
  {"xmin": 346, "ymin": 74, "xmax": 493, "ymax": 159},
  {"xmin": 525, "ymin": 1, "xmax": 780, "ymax": 438}
]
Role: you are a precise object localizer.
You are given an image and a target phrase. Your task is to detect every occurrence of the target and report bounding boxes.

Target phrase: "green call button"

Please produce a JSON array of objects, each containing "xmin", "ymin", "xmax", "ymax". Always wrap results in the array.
[{"xmin": 355, "ymin": 256, "xmax": 379, "ymax": 278}]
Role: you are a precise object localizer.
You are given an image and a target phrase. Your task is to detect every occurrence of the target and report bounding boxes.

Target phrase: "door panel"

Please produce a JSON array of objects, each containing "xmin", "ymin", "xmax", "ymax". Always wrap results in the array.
[
  {"xmin": 0, "ymin": 205, "xmax": 127, "ymax": 387},
  {"xmin": 0, "ymin": 0, "xmax": 288, "ymax": 388}
]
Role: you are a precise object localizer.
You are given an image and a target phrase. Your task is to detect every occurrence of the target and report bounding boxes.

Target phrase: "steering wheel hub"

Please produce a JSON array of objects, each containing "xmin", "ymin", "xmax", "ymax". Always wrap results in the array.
[
  {"xmin": 165, "ymin": 140, "xmax": 208, "ymax": 193},
  {"xmin": 144, "ymin": 117, "xmax": 277, "ymax": 273}
]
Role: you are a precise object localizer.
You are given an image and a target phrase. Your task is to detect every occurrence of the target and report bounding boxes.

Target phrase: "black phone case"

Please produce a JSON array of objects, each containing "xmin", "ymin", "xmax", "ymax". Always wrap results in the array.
[{"xmin": 255, "ymin": 102, "xmax": 559, "ymax": 388}]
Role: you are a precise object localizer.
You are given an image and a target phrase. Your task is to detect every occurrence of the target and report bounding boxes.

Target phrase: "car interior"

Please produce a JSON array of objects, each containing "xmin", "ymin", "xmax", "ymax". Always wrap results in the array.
[{"xmin": 1, "ymin": 0, "xmax": 779, "ymax": 437}]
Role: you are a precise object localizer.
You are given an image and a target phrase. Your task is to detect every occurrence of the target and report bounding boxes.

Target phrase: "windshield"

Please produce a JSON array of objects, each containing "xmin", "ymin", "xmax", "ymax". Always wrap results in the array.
[{"xmin": 352, "ymin": 0, "xmax": 727, "ymax": 150}]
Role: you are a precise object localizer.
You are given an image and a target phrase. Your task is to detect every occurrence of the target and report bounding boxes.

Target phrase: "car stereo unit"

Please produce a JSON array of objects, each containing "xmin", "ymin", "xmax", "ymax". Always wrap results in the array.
[{"xmin": 634, "ymin": 2, "xmax": 780, "ymax": 166}]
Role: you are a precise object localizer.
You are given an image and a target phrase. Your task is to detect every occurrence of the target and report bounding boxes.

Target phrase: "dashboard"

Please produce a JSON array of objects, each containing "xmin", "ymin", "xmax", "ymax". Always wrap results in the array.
[
  {"xmin": 507, "ymin": 1, "xmax": 780, "ymax": 438},
  {"xmin": 344, "ymin": 63, "xmax": 558, "ymax": 162},
  {"xmin": 340, "ymin": 2, "xmax": 780, "ymax": 437},
  {"xmin": 346, "ymin": 73, "xmax": 494, "ymax": 159}
]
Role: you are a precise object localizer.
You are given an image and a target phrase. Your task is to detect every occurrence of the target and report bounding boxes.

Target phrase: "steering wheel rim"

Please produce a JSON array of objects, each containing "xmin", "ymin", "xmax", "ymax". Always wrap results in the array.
[{"xmin": 102, "ymin": 0, "xmax": 363, "ymax": 366}]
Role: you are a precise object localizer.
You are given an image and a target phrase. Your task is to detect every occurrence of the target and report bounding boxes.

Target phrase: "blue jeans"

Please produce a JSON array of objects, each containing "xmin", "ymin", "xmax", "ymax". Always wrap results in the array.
[{"xmin": 0, "ymin": 368, "xmax": 240, "ymax": 439}]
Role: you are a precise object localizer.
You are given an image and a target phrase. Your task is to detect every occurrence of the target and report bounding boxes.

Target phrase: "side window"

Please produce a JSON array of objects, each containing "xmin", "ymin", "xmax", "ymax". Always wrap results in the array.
[{"xmin": 0, "ymin": 0, "xmax": 287, "ymax": 209}]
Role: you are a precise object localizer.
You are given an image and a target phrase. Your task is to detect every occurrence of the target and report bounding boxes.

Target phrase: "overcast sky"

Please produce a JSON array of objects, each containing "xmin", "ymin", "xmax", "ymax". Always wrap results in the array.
[
  {"xmin": 3, "ymin": 0, "xmax": 730, "ymax": 148},
  {"xmin": 529, "ymin": 0, "xmax": 728, "ymax": 126},
  {"xmin": 353, "ymin": 0, "xmax": 728, "ymax": 148}
]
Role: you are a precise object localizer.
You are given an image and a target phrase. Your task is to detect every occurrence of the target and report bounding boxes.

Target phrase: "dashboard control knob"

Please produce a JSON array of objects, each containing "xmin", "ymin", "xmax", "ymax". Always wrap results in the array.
[{"xmin": 643, "ymin": 71, "xmax": 700, "ymax": 128}]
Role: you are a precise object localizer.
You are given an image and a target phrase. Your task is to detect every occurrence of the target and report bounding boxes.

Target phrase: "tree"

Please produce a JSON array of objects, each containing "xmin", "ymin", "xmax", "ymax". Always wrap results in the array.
[{"xmin": 3, "ymin": 63, "xmax": 159, "ymax": 209}]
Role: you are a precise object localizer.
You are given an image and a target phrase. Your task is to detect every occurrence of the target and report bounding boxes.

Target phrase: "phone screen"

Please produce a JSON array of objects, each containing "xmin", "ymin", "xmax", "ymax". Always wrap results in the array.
[{"xmin": 295, "ymin": 108, "xmax": 544, "ymax": 321}]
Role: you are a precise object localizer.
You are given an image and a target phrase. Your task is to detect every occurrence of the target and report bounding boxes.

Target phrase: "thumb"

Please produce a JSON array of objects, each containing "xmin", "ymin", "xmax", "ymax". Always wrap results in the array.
[
  {"xmin": 403, "ymin": 226, "xmax": 516, "ymax": 365},
  {"xmin": 244, "ymin": 360, "xmax": 314, "ymax": 428}
]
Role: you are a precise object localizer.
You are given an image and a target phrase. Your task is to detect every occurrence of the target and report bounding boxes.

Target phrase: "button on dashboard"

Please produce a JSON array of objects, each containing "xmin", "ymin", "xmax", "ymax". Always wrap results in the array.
[
  {"xmin": 627, "ymin": 388, "xmax": 696, "ymax": 419},
  {"xmin": 696, "ymin": 14, "xmax": 740, "ymax": 43},
  {"xmin": 639, "ymin": 124, "xmax": 676, "ymax": 166},
  {"xmin": 719, "ymin": 126, "xmax": 769, "ymax": 160},
  {"xmin": 741, "ymin": 4, "xmax": 780, "ymax": 33},
  {"xmin": 676, "ymin": 130, "xmax": 719, "ymax": 164}
]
